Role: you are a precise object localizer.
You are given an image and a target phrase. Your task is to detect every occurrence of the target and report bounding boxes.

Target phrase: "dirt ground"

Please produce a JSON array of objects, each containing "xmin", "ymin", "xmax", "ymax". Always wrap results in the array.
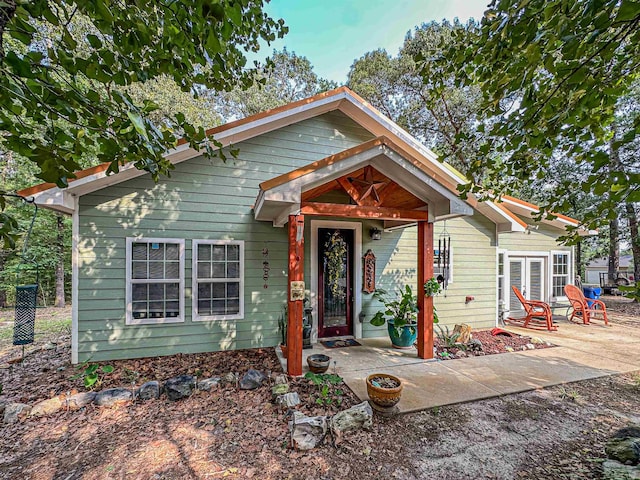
[{"xmin": 0, "ymin": 299, "xmax": 639, "ymax": 480}]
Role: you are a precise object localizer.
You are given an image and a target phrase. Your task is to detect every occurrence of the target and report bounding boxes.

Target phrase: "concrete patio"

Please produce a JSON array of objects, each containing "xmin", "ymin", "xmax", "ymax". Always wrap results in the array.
[{"xmin": 278, "ymin": 318, "xmax": 640, "ymax": 413}]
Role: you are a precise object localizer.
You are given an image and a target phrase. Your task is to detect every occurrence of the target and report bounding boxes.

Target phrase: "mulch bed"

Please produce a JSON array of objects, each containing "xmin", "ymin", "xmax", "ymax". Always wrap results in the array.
[{"xmin": 434, "ymin": 329, "xmax": 553, "ymax": 360}]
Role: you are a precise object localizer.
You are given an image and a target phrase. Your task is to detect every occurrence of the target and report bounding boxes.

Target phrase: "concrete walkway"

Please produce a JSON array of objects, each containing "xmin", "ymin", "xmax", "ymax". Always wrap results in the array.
[{"xmin": 282, "ymin": 318, "xmax": 640, "ymax": 413}]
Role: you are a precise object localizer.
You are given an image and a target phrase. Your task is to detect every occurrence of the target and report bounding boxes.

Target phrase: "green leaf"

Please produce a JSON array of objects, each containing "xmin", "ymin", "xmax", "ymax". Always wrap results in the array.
[
  {"xmin": 615, "ymin": 0, "xmax": 640, "ymax": 22},
  {"xmin": 126, "ymin": 111, "xmax": 149, "ymax": 141}
]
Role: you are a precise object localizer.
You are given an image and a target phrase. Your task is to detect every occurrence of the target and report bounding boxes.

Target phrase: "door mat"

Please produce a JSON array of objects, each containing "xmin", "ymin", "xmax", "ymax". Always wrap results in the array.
[{"xmin": 320, "ymin": 339, "xmax": 361, "ymax": 349}]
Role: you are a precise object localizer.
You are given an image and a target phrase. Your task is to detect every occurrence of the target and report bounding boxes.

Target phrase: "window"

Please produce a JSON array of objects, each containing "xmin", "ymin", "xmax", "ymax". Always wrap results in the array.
[
  {"xmin": 126, "ymin": 238, "xmax": 185, "ymax": 325},
  {"xmin": 193, "ymin": 240, "xmax": 244, "ymax": 321},
  {"xmin": 433, "ymin": 248, "xmax": 453, "ymax": 283},
  {"xmin": 552, "ymin": 252, "xmax": 570, "ymax": 298},
  {"xmin": 498, "ymin": 252, "xmax": 505, "ymax": 306}
]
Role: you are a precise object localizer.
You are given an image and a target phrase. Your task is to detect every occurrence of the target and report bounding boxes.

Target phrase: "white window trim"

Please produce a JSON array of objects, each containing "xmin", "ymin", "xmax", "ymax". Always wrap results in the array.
[
  {"xmin": 192, "ymin": 239, "xmax": 245, "ymax": 322},
  {"xmin": 550, "ymin": 250, "xmax": 572, "ymax": 302},
  {"xmin": 125, "ymin": 237, "xmax": 185, "ymax": 325}
]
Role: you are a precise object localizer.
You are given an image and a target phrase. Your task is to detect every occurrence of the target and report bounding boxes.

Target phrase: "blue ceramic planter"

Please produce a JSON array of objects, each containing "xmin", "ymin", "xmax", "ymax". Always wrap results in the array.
[{"xmin": 387, "ymin": 320, "xmax": 417, "ymax": 349}]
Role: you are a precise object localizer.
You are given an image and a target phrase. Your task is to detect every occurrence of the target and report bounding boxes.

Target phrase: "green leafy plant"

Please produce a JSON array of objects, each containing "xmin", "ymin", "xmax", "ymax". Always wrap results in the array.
[
  {"xmin": 370, "ymin": 278, "xmax": 441, "ymax": 336},
  {"xmin": 558, "ymin": 386, "xmax": 582, "ymax": 402},
  {"xmin": 436, "ymin": 324, "xmax": 463, "ymax": 349},
  {"xmin": 304, "ymin": 372, "xmax": 344, "ymax": 406},
  {"xmin": 72, "ymin": 361, "xmax": 114, "ymax": 390},
  {"xmin": 619, "ymin": 284, "xmax": 640, "ymax": 302}
]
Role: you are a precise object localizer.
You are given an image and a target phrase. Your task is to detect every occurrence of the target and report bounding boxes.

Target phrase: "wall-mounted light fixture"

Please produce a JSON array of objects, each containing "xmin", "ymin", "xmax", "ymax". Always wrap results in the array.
[{"xmin": 369, "ymin": 228, "xmax": 382, "ymax": 241}]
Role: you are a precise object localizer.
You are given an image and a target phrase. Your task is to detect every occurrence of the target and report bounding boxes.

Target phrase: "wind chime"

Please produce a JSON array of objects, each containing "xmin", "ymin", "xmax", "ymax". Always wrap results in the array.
[{"xmin": 437, "ymin": 222, "xmax": 451, "ymax": 297}]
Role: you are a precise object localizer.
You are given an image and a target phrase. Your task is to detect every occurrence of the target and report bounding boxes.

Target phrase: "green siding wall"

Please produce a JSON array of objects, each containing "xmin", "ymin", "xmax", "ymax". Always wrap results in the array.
[
  {"xmin": 499, "ymin": 218, "xmax": 571, "ymax": 253},
  {"xmin": 361, "ymin": 212, "xmax": 499, "ymax": 339},
  {"xmin": 76, "ymin": 111, "xmax": 374, "ymax": 362}
]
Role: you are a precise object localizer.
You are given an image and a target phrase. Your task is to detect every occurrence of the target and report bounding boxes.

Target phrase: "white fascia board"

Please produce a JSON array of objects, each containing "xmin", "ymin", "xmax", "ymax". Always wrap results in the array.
[
  {"xmin": 372, "ymin": 149, "xmax": 472, "ymax": 216},
  {"xmin": 477, "ymin": 202, "xmax": 527, "ymax": 233},
  {"xmin": 28, "ymin": 188, "xmax": 75, "ymax": 214},
  {"xmin": 35, "ymin": 95, "xmax": 347, "ymax": 201},
  {"xmin": 338, "ymin": 97, "xmax": 468, "ymax": 187}
]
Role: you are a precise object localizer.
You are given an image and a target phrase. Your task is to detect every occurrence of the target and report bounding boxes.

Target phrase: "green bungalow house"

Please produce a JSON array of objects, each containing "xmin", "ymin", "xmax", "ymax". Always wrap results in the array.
[{"xmin": 19, "ymin": 87, "xmax": 587, "ymax": 375}]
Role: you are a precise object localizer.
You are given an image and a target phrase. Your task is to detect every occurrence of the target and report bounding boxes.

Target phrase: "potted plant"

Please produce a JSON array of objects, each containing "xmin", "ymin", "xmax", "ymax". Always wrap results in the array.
[
  {"xmin": 370, "ymin": 278, "xmax": 441, "ymax": 349},
  {"xmin": 366, "ymin": 373, "xmax": 403, "ymax": 410}
]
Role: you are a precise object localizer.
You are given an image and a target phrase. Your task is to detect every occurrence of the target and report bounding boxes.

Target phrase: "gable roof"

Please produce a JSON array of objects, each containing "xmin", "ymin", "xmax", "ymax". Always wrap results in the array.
[
  {"xmin": 499, "ymin": 195, "xmax": 593, "ymax": 236},
  {"xmin": 254, "ymin": 136, "xmax": 475, "ymax": 227},
  {"xmin": 16, "ymin": 86, "xmax": 572, "ymax": 235}
]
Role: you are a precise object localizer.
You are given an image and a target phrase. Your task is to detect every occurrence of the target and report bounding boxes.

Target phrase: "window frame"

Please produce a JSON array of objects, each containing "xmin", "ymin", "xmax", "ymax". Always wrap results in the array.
[
  {"xmin": 192, "ymin": 239, "xmax": 244, "ymax": 322},
  {"xmin": 125, "ymin": 237, "xmax": 185, "ymax": 326},
  {"xmin": 550, "ymin": 250, "xmax": 571, "ymax": 301}
]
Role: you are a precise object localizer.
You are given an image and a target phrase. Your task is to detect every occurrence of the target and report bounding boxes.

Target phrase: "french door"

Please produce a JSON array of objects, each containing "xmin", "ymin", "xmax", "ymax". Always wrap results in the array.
[{"xmin": 509, "ymin": 257, "xmax": 545, "ymax": 311}]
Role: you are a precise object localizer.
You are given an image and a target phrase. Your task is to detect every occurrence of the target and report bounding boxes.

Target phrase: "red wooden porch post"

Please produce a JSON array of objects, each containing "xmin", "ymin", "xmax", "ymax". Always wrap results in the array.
[
  {"xmin": 417, "ymin": 220, "xmax": 434, "ymax": 359},
  {"xmin": 287, "ymin": 214, "xmax": 304, "ymax": 376}
]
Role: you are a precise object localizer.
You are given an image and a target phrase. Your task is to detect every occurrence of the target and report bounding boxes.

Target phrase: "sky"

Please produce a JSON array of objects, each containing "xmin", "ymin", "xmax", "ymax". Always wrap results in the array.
[{"xmin": 250, "ymin": 0, "xmax": 490, "ymax": 84}]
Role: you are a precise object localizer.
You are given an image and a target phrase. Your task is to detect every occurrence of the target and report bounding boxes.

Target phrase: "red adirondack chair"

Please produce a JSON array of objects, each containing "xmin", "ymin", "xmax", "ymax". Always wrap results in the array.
[
  {"xmin": 505, "ymin": 286, "xmax": 557, "ymax": 331},
  {"xmin": 564, "ymin": 284, "xmax": 609, "ymax": 325}
]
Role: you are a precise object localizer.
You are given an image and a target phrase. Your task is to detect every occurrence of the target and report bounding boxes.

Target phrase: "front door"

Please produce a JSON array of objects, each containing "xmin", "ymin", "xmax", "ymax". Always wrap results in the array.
[
  {"xmin": 318, "ymin": 228, "xmax": 354, "ymax": 337},
  {"xmin": 509, "ymin": 257, "xmax": 545, "ymax": 312}
]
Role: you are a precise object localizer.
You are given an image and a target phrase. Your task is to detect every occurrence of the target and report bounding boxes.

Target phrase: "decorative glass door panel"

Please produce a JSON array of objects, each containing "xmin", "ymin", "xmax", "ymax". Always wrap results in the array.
[{"xmin": 318, "ymin": 228, "xmax": 353, "ymax": 337}]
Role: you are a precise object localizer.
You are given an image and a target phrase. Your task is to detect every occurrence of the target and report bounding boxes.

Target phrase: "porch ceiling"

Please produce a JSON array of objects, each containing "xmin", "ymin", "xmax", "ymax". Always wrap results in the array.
[{"xmin": 254, "ymin": 138, "xmax": 473, "ymax": 227}]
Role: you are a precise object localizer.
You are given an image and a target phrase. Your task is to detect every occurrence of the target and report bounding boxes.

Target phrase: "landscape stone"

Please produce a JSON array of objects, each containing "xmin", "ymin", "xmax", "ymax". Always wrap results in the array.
[
  {"xmin": 30, "ymin": 396, "xmax": 64, "ymax": 416},
  {"xmin": 603, "ymin": 460, "xmax": 640, "ymax": 480},
  {"xmin": 525, "ymin": 343, "xmax": 536, "ymax": 350},
  {"xmin": 454, "ymin": 350, "xmax": 467, "ymax": 358},
  {"xmin": 276, "ymin": 392, "xmax": 300, "ymax": 409},
  {"xmin": 197, "ymin": 377, "xmax": 221, "ymax": 391},
  {"xmin": 331, "ymin": 401, "xmax": 373, "ymax": 438},
  {"xmin": 137, "ymin": 381, "xmax": 161, "ymax": 400},
  {"xmin": 65, "ymin": 391, "xmax": 96, "ymax": 409},
  {"xmin": 94, "ymin": 388, "xmax": 133, "ymax": 407},
  {"xmin": 274, "ymin": 374, "xmax": 289, "ymax": 386},
  {"xmin": 3, "ymin": 403, "xmax": 31, "ymax": 424},
  {"xmin": 606, "ymin": 431, "xmax": 640, "ymax": 465},
  {"xmin": 289, "ymin": 411, "xmax": 328, "ymax": 450},
  {"xmin": 505, "ymin": 346, "xmax": 515, "ymax": 352},
  {"xmin": 239, "ymin": 369, "xmax": 267, "ymax": 390},
  {"xmin": 223, "ymin": 372, "xmax": 238, "ymax": 385},
  {"xmin": 530, "ymin": 337, "xmax": 544, "ymax": 344},
  {"xmin": 164, "ymin": 375, "xmax": 196, "ymax": 401},
  {"xmin": 468, "ymin": 338, "xmax": 483, "ymax": 351},
  {"xmin": 272, "ymin": 383, "xmax": 289, "ymax": 396}
]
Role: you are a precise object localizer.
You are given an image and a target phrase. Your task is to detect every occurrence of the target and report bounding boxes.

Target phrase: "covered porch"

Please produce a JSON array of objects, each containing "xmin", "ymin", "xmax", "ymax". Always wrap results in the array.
[
  {"xmin": 277, "ymin": 315, "xmax": 640, "ymax": 412},
  {"xmin": 254, "ymin": 137, "xmax": 473, "ymax": 375}
]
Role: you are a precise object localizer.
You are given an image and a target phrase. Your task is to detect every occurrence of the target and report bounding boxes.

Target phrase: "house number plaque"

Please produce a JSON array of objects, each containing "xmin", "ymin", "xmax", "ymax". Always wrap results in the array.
[
  {"xmin": 290, "ymin": 281, "xmax": 305, "ymax": 301},
  {"xmin": 363, "ymin": 249, "xmax": 376, "ymax": 293}
]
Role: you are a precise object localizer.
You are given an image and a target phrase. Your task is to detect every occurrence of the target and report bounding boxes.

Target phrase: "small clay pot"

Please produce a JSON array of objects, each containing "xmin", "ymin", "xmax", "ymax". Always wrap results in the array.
[
  {"xmin": 307, "ymin": 354, "xmax": 330, "ymax": 373},
  {"xmin": 366, "ymin": 373, "xmax": 403, "ymax": 408}
]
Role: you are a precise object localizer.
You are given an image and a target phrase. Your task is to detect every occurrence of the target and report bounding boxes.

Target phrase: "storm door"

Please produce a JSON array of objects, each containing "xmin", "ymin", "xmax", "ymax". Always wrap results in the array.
[{"xmin": 317, "ymin": 228, "xmax": 354, "ymax": 337}]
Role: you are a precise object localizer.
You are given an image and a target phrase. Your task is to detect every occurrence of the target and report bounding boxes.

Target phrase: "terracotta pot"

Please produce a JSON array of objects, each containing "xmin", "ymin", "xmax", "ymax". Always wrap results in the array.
[
  {"xmin": 307, "ymin": 354, "xmax": 330, "ymax": 373},
  {"xmin": 366, "ymin": 373, "xmax": 403, "ymax": 408}
]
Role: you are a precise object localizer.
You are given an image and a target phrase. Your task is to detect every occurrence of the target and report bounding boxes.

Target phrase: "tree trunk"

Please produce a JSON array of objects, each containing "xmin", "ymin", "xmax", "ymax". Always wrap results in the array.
[
  {"xmin": 54, "ymin": 214, "xmax": 65, "ymax": 308},
  {"xmin": 608, "ymin": 218, "xmax": 620, "ymax": 283},
  {"xmin": 608, "ymin": 137, "xmax": 621, "ymax": 284},
  {"xmin": 575, "ymin": 240, "xmax": 582, "ymax": 284},
  {"xmin": 626, "ymin": 203, "xmax": 640, "ymax": 286},
  {"xmin": 0, "ymin": 251, "xmax": 6, "ymax": 308}
]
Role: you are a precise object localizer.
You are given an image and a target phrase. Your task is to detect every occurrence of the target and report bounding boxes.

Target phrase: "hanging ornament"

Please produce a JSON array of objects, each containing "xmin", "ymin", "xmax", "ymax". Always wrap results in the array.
[{"xmin": 262, "ymin": 245, "xmax": 270, "ymax": 289}]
